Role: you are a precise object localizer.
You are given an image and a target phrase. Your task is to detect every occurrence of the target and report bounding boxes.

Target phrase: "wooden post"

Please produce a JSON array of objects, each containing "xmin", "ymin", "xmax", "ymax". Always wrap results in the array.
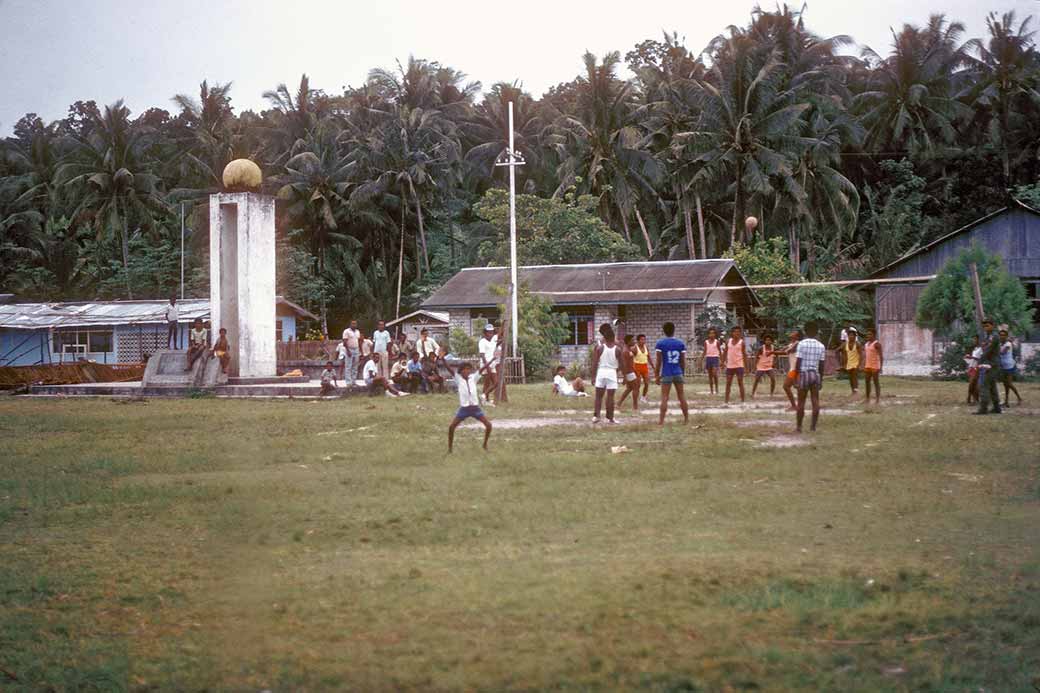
[
  {"xmin": 969, "ymin": 262, "xmax": 985, "ymax": 337},
  {"xmin": 495, "ymin": 317, "xmax": 509, "ymax": 404}
]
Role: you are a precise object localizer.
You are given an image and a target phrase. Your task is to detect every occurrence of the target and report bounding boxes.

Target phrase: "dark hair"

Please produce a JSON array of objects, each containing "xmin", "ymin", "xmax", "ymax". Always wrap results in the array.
[
  {"xmin": 219, "ymin": 327, "xmax": 227, "ymax": 333},
  {"xmin": 731, "ymin": 324, "xmax": 741, "ymax": 331},
  {"xmin": 804, "ymin": 321, "xmax": 819, "ymax": 337},
  {"xmin": 662, "ymin": 322, "xmax": 675, "ymax": 337},
  {"xmin": 193, "ymin": 317, "xmax": 203, "ymax": 325},
  {"xmin": 459, "ymin": 361, "xmax": 473, "ymax": 372},
  {"xmin": 791, "ymin": 329, "xmax": 803, "ymax": 340},
  {"xmin": 325, "ymin": 361, "xmax": 333, "ymax": 367},
  {"xmin": 762, "ymin": 333, "xmax": 773, "ymax": 341},
  {"xmin": 420, "ymin": 327, "xmax": 428, "ymax": 333},
  {"xmin": 410, "ymin": 351, "xmax": 420, "ymax": 358},
  {"xmin": 599, "ymin": 322, "xmax": 615, "ymax": 341},
  {"xmin": 624, "ymin": 334, "xmax": 635, "ymax": 345},
  {"xmin": 556, "ymin": 365, "xmax": 566, "ymax": 373},
  {"xmin": 637, "ymin": 333, "xmax": 646, "ymax": 340}
]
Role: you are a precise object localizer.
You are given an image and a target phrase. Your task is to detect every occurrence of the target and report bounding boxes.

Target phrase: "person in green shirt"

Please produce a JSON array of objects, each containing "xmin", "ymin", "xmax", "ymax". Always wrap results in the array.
[{"xmin": 974, "ymin": 318, "xmax": 1002, "ymax": 415}]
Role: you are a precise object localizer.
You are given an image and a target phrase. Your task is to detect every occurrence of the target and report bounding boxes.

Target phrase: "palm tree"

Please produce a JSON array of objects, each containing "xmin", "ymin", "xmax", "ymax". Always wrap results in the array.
[
  {"xmin": 962, "ymin": 11, "xmax": 1040, "ymax": 186},
  {"xmin": 691, "ymin": 34, "xmax": 811, "ymax": 248},
  {"xmin": 273, "ymin": 124, "xmax": 357, "ymax": 332},
  {"xmin": 855, "ymin": 15, "xmax": 971, "ymax": 159},
  {"xmin": 262, "ymin": 74, "xmax": 333, "ymax": 163},
  {"xmin": 58, "ymin": 101, "xmax": 168, "ymax": 298},
  {"xmin": 549, "ymin": 51, "xmax": 662, "ymax": 256},
  {"xmin": 464, "ymin": 82, "xmax": 544, "ymax": 187},
  {"xmin": 169, "ymin": 80, "xmax": 236, "ymax": 190}
]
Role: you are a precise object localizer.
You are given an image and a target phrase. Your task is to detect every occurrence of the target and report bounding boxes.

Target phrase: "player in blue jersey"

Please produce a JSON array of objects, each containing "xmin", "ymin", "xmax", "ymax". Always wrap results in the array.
[{"xmin": 654, "ymin": 322, "xmax": 690, "ymax": 425}]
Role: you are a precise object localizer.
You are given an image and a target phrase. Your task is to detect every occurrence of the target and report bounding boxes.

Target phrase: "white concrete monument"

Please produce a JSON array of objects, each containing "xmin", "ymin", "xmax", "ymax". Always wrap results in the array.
[{"xmin": 209, "ymin": 160, "xmax": 276, "ymax": 379}]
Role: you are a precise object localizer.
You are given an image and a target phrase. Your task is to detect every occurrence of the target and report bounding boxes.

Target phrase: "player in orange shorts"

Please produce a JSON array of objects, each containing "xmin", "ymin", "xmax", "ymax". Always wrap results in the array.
[
  {"xmin": 632, "ymin": 333, "xmax": 653, "ymax": 404},
  {"xmin": 862, "ymin": 327, "xmax": 884, "ymax": 406},
  {"xmin": 782, "ymin": 329, "xmax": 801, "ymax": 410}
]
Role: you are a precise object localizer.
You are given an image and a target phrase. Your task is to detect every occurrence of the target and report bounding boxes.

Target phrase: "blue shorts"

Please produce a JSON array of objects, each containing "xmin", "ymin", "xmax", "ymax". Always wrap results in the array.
[
  {"xmin": 705, "ymin": 356, "xmax": 720, "ymax": 370},
  {"xmin": 455, "ymin": 405, "xmax": 486, "ymax": 420},
  {"xmin": 1002, "ymin": 367, "xmax": 1017, "ymax": 376},
  {"xmin": 660, "ymin": 374, "xmax": 684, "ymax": 385}
]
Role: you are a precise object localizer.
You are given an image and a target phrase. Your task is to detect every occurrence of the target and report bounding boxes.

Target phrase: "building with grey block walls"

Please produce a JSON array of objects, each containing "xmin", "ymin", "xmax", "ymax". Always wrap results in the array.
[{"xmin": 421, "ymin": 259, "xmax": 759, "ymax": 373}]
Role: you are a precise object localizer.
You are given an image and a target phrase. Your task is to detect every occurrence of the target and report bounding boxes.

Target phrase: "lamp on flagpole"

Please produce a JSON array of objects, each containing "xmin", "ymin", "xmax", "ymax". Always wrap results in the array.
[{"xmin": 494, "ymin": 102, "xmax": 525, "ymax": 357}]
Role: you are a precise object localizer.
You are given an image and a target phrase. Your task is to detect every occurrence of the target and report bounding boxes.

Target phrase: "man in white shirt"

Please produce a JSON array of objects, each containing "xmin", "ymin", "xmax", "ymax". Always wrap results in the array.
[
  {"xmin": 477, "ymin": 324, "xmax": 499, "ymax": 405},
  {"xmin": 416, "ymin": 328, "xmax": 439, "ymax": 359},
  {"xmin": 362, "ymin": 353, "xmax": 403, "ymax": 397},
  {"xmin": 446, "ymin": 360, "xmax": 492, "ymax": 452},
  {"xmin": 372, "ymin": 320, "xmax": 392, "ymax": 379},
  {"xmin": 552, "ymin": 365, "xmax": 588, "ymax": 397},
  {"xmin": 794, "ymin": 321, "xmax": 828, "ymax": 433},
  {"xmin": 341, "ymin": 319, "xmax": 361, "ymax": 382},
  {"xmin": 164, "ymin": 296, "xmax": 179, "ymax": 349}
]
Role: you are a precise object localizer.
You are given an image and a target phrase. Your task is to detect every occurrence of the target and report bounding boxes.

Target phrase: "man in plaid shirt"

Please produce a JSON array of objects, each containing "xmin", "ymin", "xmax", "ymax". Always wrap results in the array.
[{"xmin": 794, "ymin": 321, "xmax": 828, "ymax": 433}]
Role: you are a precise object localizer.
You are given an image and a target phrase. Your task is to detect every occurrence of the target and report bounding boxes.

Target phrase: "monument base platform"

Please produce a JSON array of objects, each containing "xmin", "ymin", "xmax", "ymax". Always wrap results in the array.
[
  {"xmin": 26, "ymin": 379, "xmax": 365, "ymax": 398},
  {"xmin": 227, "ymin": 375, "xmax": 309, "ymax": 385}
]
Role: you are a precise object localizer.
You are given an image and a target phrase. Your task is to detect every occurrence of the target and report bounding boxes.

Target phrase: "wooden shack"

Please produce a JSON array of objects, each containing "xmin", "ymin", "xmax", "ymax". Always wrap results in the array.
[{"xmin": 870, "ymin": 201, "xmax": 1040, "ymax": 374}]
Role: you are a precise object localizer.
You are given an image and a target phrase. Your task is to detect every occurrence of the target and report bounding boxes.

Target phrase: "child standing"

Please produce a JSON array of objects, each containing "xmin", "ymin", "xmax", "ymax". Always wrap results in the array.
[
  {"xmin": 616, "ymin": 334, "xmax": 641, "ymax": 412},
  {"xmin": 211, "ymin": 327, "xmax": 231, "ymax": 373},
  {"xmin": 633, "ymin": 334, "xmax": 653, "ymax": 404},
  {"xmin": 998, "ymin": 328, "xmax": 1023, "ymax": 407},
  {"xmin": 862, "ymin": 328, "xmax": 884, "ymax": 406},
  {"xmin": 723, "ymin": 326, "xmax": 747, "ymax": 404},
  {"xmin": 319, "ymin": 360, "xmax": 337, "ymax": 397},
  {"xmin": 782, "ymin": 330, "xmax": 801, "ymax": 411},
  {"xmin": 841, "ymin": 327, "xmax": 863, "ymax": 395},
  {"xmin": 590, "ymin": 323, "xmax": 622, "ymax": 424},
  {"xmin": 703, "ymin": 328, "xmax": 721, "ymax": 395},
  {"xmin": 446, "ymin": 361, "xmax": 492, "ymax": 452},
  {"xmin": 655, "ymin": 321, "xmax": 690, "ymax": 425},
  {"xmin": 750, "ymin": 333, "xmax": 777, "ymax": 398},
  {"xmin": 965, "ymin": 335, "xmax": 982, "ymax": 404}
]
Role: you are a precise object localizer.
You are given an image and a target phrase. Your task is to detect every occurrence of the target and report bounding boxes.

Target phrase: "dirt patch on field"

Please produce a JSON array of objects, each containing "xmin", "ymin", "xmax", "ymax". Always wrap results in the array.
[
  {"xmin": 459, "ymin": 417, "xmax": 641, "ymax": 429},
  {"xmin": 732, "ymin": 419, "xmax": 791, "ymax": 428},
  {"xmin": 755, "ymin": 434, "xmax": 810, "ymax": 448}
]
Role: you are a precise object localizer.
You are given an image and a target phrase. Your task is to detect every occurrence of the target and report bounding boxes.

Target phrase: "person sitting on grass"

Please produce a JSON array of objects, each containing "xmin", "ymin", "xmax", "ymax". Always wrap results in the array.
[
  {"xmin": 421, "ymin": 354, "xmax": 446, "ymax": 393},
  {"xmin": 211, "ymin": 327, "xmax": 231, "ymax": 373},
  {"xmin": 185, "ymin": 317, "xmax": 209, "ymax": 371},
  {"xmin": 363, "ymin": 353, "xmax": 404, "ymax": 397},
  {"xmin": 998, "ymin": 328, "xmax": 1023, "ymax": 408},
  {"xmin": 446, "ymin": 360, "xmax": 492, "ymax": 453},
  {"xmin": 390, "ymin": 353, "xmax": 410, "ymax": 391},
  {"xmin": 552, "ymin": 365, "xmax": 588, "ymax": 397},
  {"xmin": 750, "ymin": 333, "xmax": 777, "ymax": 399},
  {"xmin": 794, "ymin": 321, "xmax": 827, "ymax": 433},
  {"xmin": 616, "ymin": 334, "xmax": 642, "ymax": 412},
  {"xmin": 782, "ymin": 330, "xmax": 801, "ymax": 411},
  {"xmin": 319, "ymin": 360, "xmax": 337, "ymax": 397},
  {"xmin": 862, "ymin": 328, "xmax": 884, "ymax": 406},
  {"xmin": 407, "ymin": 351, "xmax": 426, "ymax": 393}
]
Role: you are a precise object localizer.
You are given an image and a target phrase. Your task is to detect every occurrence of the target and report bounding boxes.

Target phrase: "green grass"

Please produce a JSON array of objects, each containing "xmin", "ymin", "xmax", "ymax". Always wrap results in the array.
[{"xmin": 1, "ymin": 379, "xmax": 1038, "ymax": 691}]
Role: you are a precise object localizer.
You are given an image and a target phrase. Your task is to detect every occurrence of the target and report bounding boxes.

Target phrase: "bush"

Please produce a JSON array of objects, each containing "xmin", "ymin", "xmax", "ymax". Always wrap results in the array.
[
  {"xmin": 449, "ymin": 328, "xmax": 477, "ymax": 356},
  {"xmin": 935, "ymin": 329, "xmax": 974, "ymax": 378},
  {"xmin": 1025, "ymin": 349, "xmax": 1040, "ymax": 378}
]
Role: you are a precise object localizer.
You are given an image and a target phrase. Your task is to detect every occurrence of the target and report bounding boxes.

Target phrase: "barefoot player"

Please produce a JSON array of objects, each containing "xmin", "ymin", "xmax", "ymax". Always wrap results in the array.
[
  {"xmin": 447, "ymin": 360, "xmax": 492, "ymax": 453},
  {"xmin": 782, "ymin": 330, "xmax": 801, "ymax": 411},
  {"xmin": 633, "ymin": 334, "xmax": 653, "ymax": 404},
  {"xmin": 862, "ymin": 328, "xmax": 883, "ymax": 406},
  {"xmin": 616, "ymin": 334, "xmax": 641, "ymax": 412},
  {"xmin": 655, "ymin": 321, "xmax": 690, "ymax": 425},
  {"xmin": 794, "ymin": 321, "xmax": 827, "ymax": 433},
  {"xmin": 750, "ymin": 333, "xmax": 777, "ymax": 398}
]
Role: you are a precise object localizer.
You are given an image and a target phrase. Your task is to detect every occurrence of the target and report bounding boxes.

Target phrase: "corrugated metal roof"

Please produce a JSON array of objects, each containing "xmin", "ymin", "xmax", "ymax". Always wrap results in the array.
[
  {"xmin": 421, "ymin": 259, "xmax": 752, "ymax": 308},
  {"xmin": 0, "ymin": 298, "xmax": 314, "ymax": 329}
]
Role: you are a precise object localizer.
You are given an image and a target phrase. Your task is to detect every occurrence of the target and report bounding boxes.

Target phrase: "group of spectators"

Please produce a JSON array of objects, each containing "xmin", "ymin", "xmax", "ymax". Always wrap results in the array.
[{"xmin": 319, "ymin": 321, "xmax": 506, "ymax": 401}]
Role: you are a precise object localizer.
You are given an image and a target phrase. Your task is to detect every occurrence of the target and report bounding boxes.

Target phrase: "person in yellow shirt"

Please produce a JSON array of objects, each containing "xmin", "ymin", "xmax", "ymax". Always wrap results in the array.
[
  {"xmin": 841, "ymin": 327, "xmax": 863, "ymax": 395},
  {"xmin": 632, "ymin": 333, "xmax": 654, "ymax": 404}
]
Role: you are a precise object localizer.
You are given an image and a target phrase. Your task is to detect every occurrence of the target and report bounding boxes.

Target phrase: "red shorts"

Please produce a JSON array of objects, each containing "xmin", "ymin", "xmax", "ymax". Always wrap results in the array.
[{"xmin": 633, "ymin": 363, "xmax": 649, "ymax": 379}]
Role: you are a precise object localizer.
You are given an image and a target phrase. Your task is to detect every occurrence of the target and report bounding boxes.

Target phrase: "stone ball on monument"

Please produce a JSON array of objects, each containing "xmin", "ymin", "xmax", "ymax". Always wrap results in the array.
[{"xmin": 222, "ymin": 159, "xmax": 263, "ymax": 191}]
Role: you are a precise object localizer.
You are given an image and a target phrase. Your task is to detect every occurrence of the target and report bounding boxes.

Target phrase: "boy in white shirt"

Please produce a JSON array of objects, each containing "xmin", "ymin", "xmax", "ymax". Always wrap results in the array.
[
  {"xmin": 446, "ymin": 360, "xmax": 492, "ymax": 452},
  {"xmin": 362, "ymin": 354, "xmax": 404, "ymax": 397},
  {"xmin": 477, "ymin": 324, "xmax": 499, "ymax": 405},
  {"xmin": 552, "ymin": 365, "xmax": 588, "ymax": 397}
]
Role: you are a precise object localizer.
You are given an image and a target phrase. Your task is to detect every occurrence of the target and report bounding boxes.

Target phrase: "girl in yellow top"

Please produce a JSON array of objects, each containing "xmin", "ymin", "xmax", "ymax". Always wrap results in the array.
[
  {"xmin": 723, "ymin": 325, "xmax": 747, "ymax": 404},
  {"xmin": 751, "ymin": 333, "xmax": 777, "ymax": 398},
  {"xmin": 862, "ymin": 328, "xmax": 883, "ymax": 406},
  {"xmin": 632, "ymin": 334, "xmax": 653, "ymax": 403},
  {"xmin": 842, "ymin": 327, "xmax": 864, "ymax": 395}
]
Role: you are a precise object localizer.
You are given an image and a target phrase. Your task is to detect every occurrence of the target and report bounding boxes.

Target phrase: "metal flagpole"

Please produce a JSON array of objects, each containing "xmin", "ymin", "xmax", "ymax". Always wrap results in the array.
[
  {"xmin": 180, "ymin": 202, "xmax": 185, "ymax": 299},
  {"xmin": 507, "ymin": 103, "xmax": 519, "ymax": 356}
]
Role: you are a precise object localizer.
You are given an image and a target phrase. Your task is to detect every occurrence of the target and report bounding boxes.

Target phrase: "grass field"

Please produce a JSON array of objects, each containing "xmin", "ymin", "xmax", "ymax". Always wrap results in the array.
[{"xmin": 1, "ymin": 379, "xmax": 1039, "ymax": 692}]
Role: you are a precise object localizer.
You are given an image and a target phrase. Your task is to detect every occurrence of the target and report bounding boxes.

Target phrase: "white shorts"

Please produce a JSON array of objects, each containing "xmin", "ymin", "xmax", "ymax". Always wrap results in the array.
[
  {"xmin": 595, "ymin": 369, "xmax": 619, "ymax": 390},
  {"xmin": 624, "ymin": 372, "xmax": 637, "ymax": 383}
]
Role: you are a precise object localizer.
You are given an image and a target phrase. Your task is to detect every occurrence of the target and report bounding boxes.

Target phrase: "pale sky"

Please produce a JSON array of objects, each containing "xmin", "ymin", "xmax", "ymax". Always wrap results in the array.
[{"xmin": 0, "ymin": 0, "xmax": 1034, "ymax": 134}]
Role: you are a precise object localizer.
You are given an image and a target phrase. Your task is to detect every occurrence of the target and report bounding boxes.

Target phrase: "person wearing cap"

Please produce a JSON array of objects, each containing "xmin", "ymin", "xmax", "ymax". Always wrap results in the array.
[
  {"xmin": 840, "ymin": 327, "xmax": 863, "ymax": 395},
  {"xmin": 478, "ymin": 323, "xmax": 499, "ymax": 406},
  {"xmin": 975, "ymin": 318, "xmax": 1002, "ymax": 415}
]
